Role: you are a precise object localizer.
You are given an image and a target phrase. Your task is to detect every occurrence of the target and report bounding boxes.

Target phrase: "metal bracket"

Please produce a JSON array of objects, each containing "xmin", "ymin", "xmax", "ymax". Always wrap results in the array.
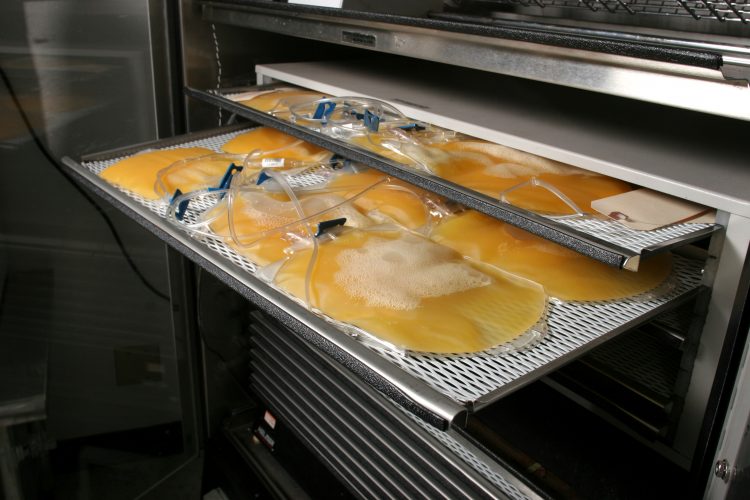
[{"xmin": 721, "ymin": 56, "xmax": 750, "ymax": 84}]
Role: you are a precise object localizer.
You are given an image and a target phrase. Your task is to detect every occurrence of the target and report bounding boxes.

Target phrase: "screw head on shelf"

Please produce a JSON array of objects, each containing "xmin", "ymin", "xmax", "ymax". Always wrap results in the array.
[{"xmin": 715, "ymin": 459, "xmax": 734, "ymax": 483}]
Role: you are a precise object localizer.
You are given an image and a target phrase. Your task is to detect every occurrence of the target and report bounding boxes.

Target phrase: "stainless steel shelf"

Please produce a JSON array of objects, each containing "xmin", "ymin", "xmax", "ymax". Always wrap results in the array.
[
  {"xmin": 63, "ymin": 127, "xmax": 706, "ymax": 427},
  {"xmin": 201, "ymin": 0, "xmax": 750, "ymax": 120},
  {"xmin": 186, "ymin": 85, "xmax": 722, "ymax": 271},
  {"xmin": 252, "ymin": 61, "xmax": 749, "ymax": 217},
  {"xmin": 63, "ymin": 125, "xmax": 466, "ymax": 431}
]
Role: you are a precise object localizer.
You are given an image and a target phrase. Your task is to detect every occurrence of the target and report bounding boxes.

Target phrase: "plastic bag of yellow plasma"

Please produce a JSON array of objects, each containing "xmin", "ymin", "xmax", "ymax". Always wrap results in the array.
[
  {"xmin": 222, "ymin": 127, "xmax": 330, "ymax": 162},
  {"xmin": 422, "ymin": 140, "xmax": 632, "ymax": 215},
  {"xmin": 207, "ymin": 190, "xmax": 373, "ymax": 266},
  {"xmin": 347, "ymin": 125, "xmax": 457, "ymax": 168},
  {"xmin": 431, "ymin": 210, "xmax": 673, "ymax": 302},
  {"xmin": 100, "ymin": 147, "xmax": 213, "ymax": 200},
  {"xmin": 272, "ymin": 227, "xmax": 547, "ymax": 355},
  {"xmin": 237, "ymin": 88, "xmax": 328, "ymax": 117},
  {"xmin": 324, "ymin": 169, "xmax": 438, "ymax": 231},
  {"xmin": 154, "ymin": 153, "xmax": 259, "ymax": 200}
]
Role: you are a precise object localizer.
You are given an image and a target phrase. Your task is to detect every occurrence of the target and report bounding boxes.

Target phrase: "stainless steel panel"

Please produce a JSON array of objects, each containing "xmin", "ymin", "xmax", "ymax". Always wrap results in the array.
[
  {"xmin": 253, "ymin": 61, "xmax": 750, "ymax": 218},
  {"xmin": 252, "ymin": 333, "xmax": 487, "ymax": 498},
  {"xmin": 201, "ymin": 2, "xmax": 750, "ymax": 120},
  {"xmin": 249, "ymin": 316, "xmax": 533, "ymax": 499},
  {"xmin": 250, "ymin": 314, "xmax": 540, "ymax": 499},
  {"xmin": 252, "ymin": 358, "xmax": 439, "ymax": 499},
  {"xmin": 0, "ymin": 1, "xmax": 200, "ymax": 498},
  {"xmin": 251, "ymin": 377, "xmax": 382, "ymax": 498}
]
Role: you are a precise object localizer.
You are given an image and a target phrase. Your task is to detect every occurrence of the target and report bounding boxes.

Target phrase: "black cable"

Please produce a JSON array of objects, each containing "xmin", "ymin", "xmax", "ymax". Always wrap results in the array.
[
  {"xmin": 0, "ymin": 64, "xmax": 170, "ymax": 301},
  {"xmin": 195, "ymin": 268, "xmax": 252, "ymax": 394},
  {"xmin": 196, "ymin": 268, "xmax": 231, "ymax": 364}
]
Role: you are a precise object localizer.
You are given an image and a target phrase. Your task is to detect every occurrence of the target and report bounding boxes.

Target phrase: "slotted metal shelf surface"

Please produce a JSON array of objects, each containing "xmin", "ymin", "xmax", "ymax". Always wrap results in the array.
[
  {"xmin": 68, "ymin": 127, "xmax": 705, "ymax": 419},
  {"xmin": 493, "ymin": 0, "xmax": 750, "ymax": 22},
  {"xmin": 187, "ymin": 85, "xmax": 721, "ymax": 272}
]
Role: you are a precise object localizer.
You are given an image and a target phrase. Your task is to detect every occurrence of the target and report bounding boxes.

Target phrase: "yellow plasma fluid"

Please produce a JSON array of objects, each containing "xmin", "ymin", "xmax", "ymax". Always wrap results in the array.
[
  {"xmin": 155, "ymin": 154, "xmax": 258, "ymax": 199},
  {"xmin": 325, "ymin": 170, "xmax": 432, "ymax": 229},
  {"xmin": 222, "ymin": 127, "xmax": 329, "ymax": 161},
  {"xmin": 100, "ymin": 147, "xmax": 213, "ymax": 200},
  {"xmin": 238, "ymin": 89, "xmax": 327, "ymax": 114},
  {"xmin": 431, "ymin": 210, "xmax": 673, "ymax": 301},
  {"xmin": 348, "ymin": 134, "xmax": 421, "ymax": 166},
  {"xmin": 273, "ymin": 228, "xmax": 547, "ymax": 354},
  {"xmin": 208, "ymin": 191, "xmax": 373, "ymax": 265},
  {"xmin": 427, "ymin": 140, "xmax": 633, "ymax": 215}
]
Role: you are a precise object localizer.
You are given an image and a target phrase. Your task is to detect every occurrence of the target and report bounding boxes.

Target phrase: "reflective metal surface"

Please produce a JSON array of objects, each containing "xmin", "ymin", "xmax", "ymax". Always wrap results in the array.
[
  {"xmin": 249, "ymin": 312, "xmax": 531, "ymax": 499},
  {"xmin": 253, "ymin": 60, "xmax": 750, "ymax": 217},
  {"xmin": 0, "ymin": 1, "xmax": 200, "ymax": 498},
  {"xmin": 202, "ymin": 2, "xmax": 750, "ymax": 121}
]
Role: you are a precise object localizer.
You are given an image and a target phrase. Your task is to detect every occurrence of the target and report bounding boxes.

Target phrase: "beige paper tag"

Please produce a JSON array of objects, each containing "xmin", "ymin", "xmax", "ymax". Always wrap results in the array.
[{"xmin": 591, "ymin": 188, "xmax": 714, "ymax": 231}]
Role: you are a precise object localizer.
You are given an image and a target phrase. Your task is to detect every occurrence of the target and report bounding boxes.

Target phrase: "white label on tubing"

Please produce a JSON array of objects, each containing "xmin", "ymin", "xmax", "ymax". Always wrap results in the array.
[
  {"xmin": 261, "ymin": 158, "xmax": 286, "ymax": 168},
  {"xmin": 226, "ymin": 87, "xmax": 299, "ymax": 103},
  {"xmin": 289, "ymin": 0, "xmax": 344, "ymax": 6}
]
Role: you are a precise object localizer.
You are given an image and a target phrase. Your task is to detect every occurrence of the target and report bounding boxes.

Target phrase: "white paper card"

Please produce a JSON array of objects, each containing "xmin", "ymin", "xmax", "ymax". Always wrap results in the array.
[{"xmin": 591, "ymin": 188, "xmax": 715, "ymax": 231}]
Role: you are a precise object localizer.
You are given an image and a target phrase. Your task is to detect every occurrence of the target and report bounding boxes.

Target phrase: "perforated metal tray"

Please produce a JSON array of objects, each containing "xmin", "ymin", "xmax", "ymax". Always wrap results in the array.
[
  {"xmin": 470, "ymin": 0, "xmax": 750, "ymax": 25},
  {"xmin": 62, "ymin": 126, "xmax": 706, "ymax": 426},
  {"xmin": 186, "ymin": 85, "xmax": 722, "ymax": 272}
]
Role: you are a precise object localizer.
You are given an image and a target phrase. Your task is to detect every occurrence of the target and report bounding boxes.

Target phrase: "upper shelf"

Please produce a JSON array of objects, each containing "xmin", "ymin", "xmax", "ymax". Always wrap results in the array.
[
  {"xmin": 63, "ymin": 125, "xmax": 705, "ymax": 427},
  {"xmin": 186, "ymin": 75, "xmax": 724, "ymax": 271},
  {"xmin": 253, "ymin": 60, "xmax": 750, "ymax": 216},
  {"xmin": 201, "ymin": 0, "xmax": 750, "ymax": 121}
]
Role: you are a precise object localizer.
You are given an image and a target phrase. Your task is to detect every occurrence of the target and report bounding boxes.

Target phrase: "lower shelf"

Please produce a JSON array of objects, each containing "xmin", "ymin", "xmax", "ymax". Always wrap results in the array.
[
  {"xmin": 62, "ymin": 125, "xmax": 707, "ymax": 427},
  {"xmin": 249, "ymin": 311, "xmax": 536, "ymax": 499}
]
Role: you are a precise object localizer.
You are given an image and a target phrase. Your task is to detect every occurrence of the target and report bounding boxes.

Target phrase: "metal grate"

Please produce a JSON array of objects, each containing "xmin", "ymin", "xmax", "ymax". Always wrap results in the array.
[
  {"xmin": 204, "ymin": 87, "xmax": 721, "ymax": 271},
  {"xmin": 554, "ymin": 215, "xmax": 715, "ymax": 255},
  {"xmin": 83, "ymin": 130, "xmax": 246, "ymax": 174},
  {"xmin": 368, "ymin": 256, "xmax": 702, "ymax": 407},
  {"xmin": 583, "ymin": 326, "xmax": 682, "ymax": 398},
  {"xmin": 494, "ymin": 0, "xmax": 750, "ymax": 23},
  {"xmin": 85, "ymin": 129, "xmax": 260, "ymax": 275},
  {"xmin": 403, "ymin": 410, "xmax": 532, "ymax": 500},
  {"xmin": 81, "ymin": 129, "xmax": 704, "ymax": 410},
  {"xmin": 651, "ymin": 302, "xmax": 696, "ymax": 334}
]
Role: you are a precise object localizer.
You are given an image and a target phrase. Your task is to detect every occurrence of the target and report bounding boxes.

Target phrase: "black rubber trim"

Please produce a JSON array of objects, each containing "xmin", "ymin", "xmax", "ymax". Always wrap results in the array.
[
  {"xmin": 186, "ymin": 86, "xmax": 635, "ymax": 269},
  {"xmin": 62, "ymin": 154, "xmax": 451, "ymax": 430},
  {"xmin": 201, "ymin": 0, "xmax": 723, "ymax": 70}
]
